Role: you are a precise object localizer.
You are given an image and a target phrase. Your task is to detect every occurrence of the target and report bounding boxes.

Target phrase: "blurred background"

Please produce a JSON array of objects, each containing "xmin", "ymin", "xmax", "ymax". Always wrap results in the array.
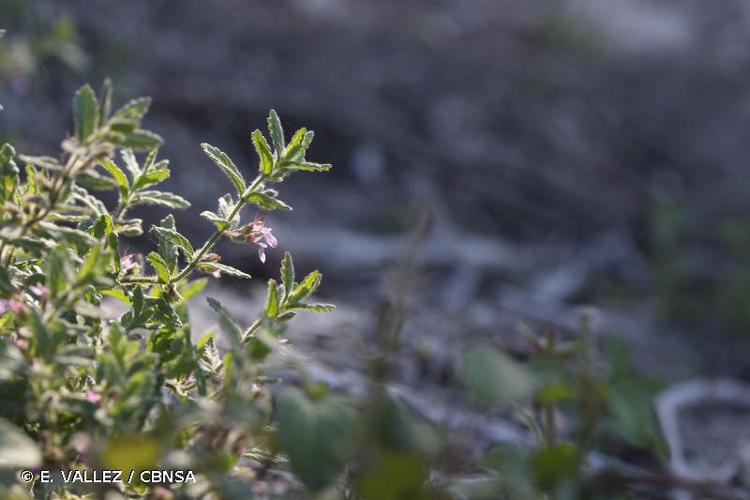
[{"xmin": 4, "ymin": 0, "xmax": 750, "ymax": 487}]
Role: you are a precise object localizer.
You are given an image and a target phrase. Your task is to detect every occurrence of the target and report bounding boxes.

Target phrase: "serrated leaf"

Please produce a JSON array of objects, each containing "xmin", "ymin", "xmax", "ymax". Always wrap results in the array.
[
  {"xmin": 283, "ymin": 127, "xmax": 307, "ymax": 161},
  {"xmin": 281, "ymin": 252, "xmax": 294, "ymax": 301},
  {"xmin": 156, "ymin": 214, "xmax": 178, "ymax": 271},
  {"xmin": 71, "ymin": 185, "xmax": 107, "ymax": 215},
  {"xmin": 151, "ymin": 226, "xmax": 194, "ymax": 259},
  {"xmin": 130, "ymin": 190, "xmax": 190, "ymax": 209},
  {"xmin": 210, "ymin": 263, "xmax": 251, "ymax": 279},
  {"xmin": 265, "ymin": 279, "xmax": 279, "ymax": 318},
  {"xmin": 287, "ymin": 303, "xmax": 336, "ymax": 312},
  {"xmin": 120, "ymin": 149, "xmax": 141, "ymax": 178},
  {"xmin": 244, "ymin": 192, "xmax": 292, "ymax": 211},
  {"xmin": 18, "ymin": 154, "xmax": 62, "ymax": 172},
  {"xmin": 201, "ymin": 143, "xmax": 246, "ymax": 195},
  {"xmin": 288, "ymin": 270, "xmax": 322, "ymax": 304},
  {"xmin": 147, "ymin": 251, "xmax": 171, "ymax": 283},
  {"xmin": 99, "ymin": 78, "xmax": 113, "ymax": 123},
  {"xmin": 74, "ymin": 84, "xmax": 99, "ymax": 143},
  {"xmin": 251, "ymin": 129, "xmax": 274, "ymax": 175},
  {"xmin": 199, "ymin": 337, "xmax": 222, "ymax": 374},
  {"xmin": 112, "ymin": 96, "xmax": 151, "ymax": 122},
  {"xmin": 107, "ymin": 118, "xmax": 138, "ymax": 137},
  {"xmin": 200, "ymin": 210, "xmax": 226, "ymax": 229},
  {"xmin": 115, "ymin": 218, "xmax": 143, "ymax": 236},
  {"xmin": 207, "ymin": 297, "xmax": 243, "ymax": 348},
  {"xmin": 285, "ymin": 162, "xmax": 332, "ymax": 172},
  {"xmin": 133, "ymin": 168, "xmax": 169, "ymax": 190},
  {"xmin": 100, "ymin": 158, "xmax": 129, "ymax": 200},
  {"xmin": 267, "ymin": 109, "xmax": 285, "ymax": 153},
  {"xmin": 38, "ymin": 222, "xmax": 98, "ymax": 246},
  {"xmin": 217, "ymin": 193, "xmax": 240, "ymax": 228},
  {"xmin": 76, "ymin": 171, "xmax": 117, "ymax": 191},
  {"xmin": 123, "ymin": 129, "xmax": 163, "ymax": 151}
]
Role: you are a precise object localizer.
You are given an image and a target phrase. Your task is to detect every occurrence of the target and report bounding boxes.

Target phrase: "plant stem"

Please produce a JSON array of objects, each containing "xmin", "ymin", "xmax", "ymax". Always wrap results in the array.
[
  {"xmin": 543, "ymin": 327, "xmax": 557, "ymax": 445},
  {"xmin": 168, "ymin": 175, "xmax": 264, "ymax": 284}
]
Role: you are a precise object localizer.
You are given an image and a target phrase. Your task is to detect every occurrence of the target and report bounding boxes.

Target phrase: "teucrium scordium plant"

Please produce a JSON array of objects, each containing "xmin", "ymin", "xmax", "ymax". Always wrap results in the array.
[{"xmin": 0, "ymin": 74, "xmax": 336, "ymax": 498}]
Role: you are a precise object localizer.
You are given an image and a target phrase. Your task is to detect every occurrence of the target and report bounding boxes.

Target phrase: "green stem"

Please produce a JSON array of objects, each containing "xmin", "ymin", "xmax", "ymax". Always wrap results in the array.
[{"xmin": 168, "ymin": 175, "xmax": 264, "ymax": 284}]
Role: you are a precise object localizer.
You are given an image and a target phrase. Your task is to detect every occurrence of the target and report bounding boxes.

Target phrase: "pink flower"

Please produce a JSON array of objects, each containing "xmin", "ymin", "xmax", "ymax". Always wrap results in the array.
[
  {"xmin": 85, "ymin": 389, "xmax": 102, "ymax": 404},
  {"xmin": 238, "ymin": 215, "xmax": 278, "ymax": 263},
  {"xmin": 0, "ymin": 298, "xmax": 24, "ymax": 316},
  {"xmin": 29, "ymin": 284, "xmax": 48, "ymax": 303},
  {"xmin": 120, "ymin": 253, "xmax": 138, "ymax": 272}
]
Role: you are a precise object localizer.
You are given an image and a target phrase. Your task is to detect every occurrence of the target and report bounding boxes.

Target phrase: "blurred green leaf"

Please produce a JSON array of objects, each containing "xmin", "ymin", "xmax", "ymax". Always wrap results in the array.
[
  {"xmin": 458, "ymin": 344, "xmax": 536, "ymax": 407},
  {"xmin": 74, "ymin": 84, "xmax": 99, "ymax": 143},
  {"xmin": 277, "ymin": 388, "xmax": 355, "ymax": 493},
  {"xmin": 0, "ymin": 418, "xmax": 41, "ymax": 468}
]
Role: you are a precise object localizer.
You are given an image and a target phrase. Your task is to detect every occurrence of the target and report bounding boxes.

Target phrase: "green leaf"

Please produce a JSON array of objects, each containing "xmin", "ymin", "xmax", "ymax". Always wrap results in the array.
[
  {"xmin": 47, "ymin": 249, "xmax": 68, "ymax": 298},
  {"xmin": 106, "ymin": 118, "xmax": 137, "ymax": 139},
  {"xmin": 74, "ymin": 84, "xmax": 99, "ymax": 143},
  {"xmin": 282, "ymin": 127, "xmax": 307, "ymax": 161},
  {"xmin": 217, "ymin": 194, "xmax": 240, "ymax": 228},
  {"xmin": 287, "ymin": 303, "xmax": 336, "ymax": 313},
  {"xmin": 280, "ymin": 251, "xmax": 294, "ymax": 301},
  {"xmin": 206, "ymin": 297, "xmax": 243, "ymax": 348},
  {"xmin": 156, "ymin": 214, "xmax": 178, "ymax": 271},
  {"xmin": 0, "ymin": 266, "xmax": 13, "ymax": 295},
  {"xmin": 151, "ymin": 226, "xmax": 194, "ymax": 259},
  {"xmin": 38, "ymin": 222, "xmax": 98, "ymax": 247},
  {"xmin": 90, "ymin": 213, "xmax": 115, "ymax": 239},
  {"xmin": 18, "ymin": 154, "xmax": 61, "ymax": 172},
  {"xmin": 115, "ymin": 218, "xmax": 143, "ymax": 236},
  {"xmin": 244, "ymin": 191, "xmax": 292, "ymax": 211},
  {"xmin": 120, "ymin": 149, "xmax": 141, "ymax": 178},
  {"xmin": 277, "ymin": 388, "xmax": 354, "ymax": 493},
  {"xmin": 285, "ymin": 161, "xmax": 332, "ymax": 172},
  {"xmin": 100, "ymin": 158, "xmax": 129, "ymax": 199},
  {"xmin": 200, "ymin": 210, "xmax": 226, "ymax": 229},
  {"xmin": 133, "ymin": 167, "xmax": 170, "ymax": 190},
  {"xmin": 99, "ymin": 78, "xmax": 113, "ymax": 123},
  {"xmin": 251, "ymin": 129, "xmax": 274, "ymax": 176},
  {"xmin": 458, "ymin": 344, "xmax": 536, "ymax": 408},
  {"xmin": 111, "ymin": 96, "xmax": 151, "ymax": 122},
  {"xmin": 288, "ymin": 270, "xmax": 322, "ymax": 304},
  {"xmin": 530, "ymin": 443, "xmax": 580, "ymax": 491},
  {"xmin": 71, "ymin": 185, "xmax": 107, "ymax": 215},
  {"xmin": 123, "ymin": 129, "xmax": 163, "ymax": 151},
  {"xmin": 0, "ymin": 143, "xmax": 18, "ymax": 202},
  {"xmin": 103, "ymin": 435, "xmax": 161, "ymax": 473},
  {"xmin": 265, "ymin": 279, "xmax": 279, "ymax": 318},
  {"xmin": 147, "ymin": 251, "xmax": 171, "ymax": 283},
  {"xmin": 0, "ymin": 417, "xmax": 42, "ymax": 468},
  {"xmin": 130, "ymin": 190, "xmax": 190, "ymax": 209},
  {"xmin": 208, "ymin": 263, "xmax": 251, "ymax": 279},
  {"xmin": 77, "ymin": 244, "xmax": 103, "ymax": 283},
  {"xmin": 178, "ymin": 278, "xmax": 208, "ymax": 302},
  {"xmin": 201, "ymin": 143, "xmax": 245, "ymax": 195},
  {"xmin": 267, "ymin": 109, "xmax": 285, "ymax": 153}
]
